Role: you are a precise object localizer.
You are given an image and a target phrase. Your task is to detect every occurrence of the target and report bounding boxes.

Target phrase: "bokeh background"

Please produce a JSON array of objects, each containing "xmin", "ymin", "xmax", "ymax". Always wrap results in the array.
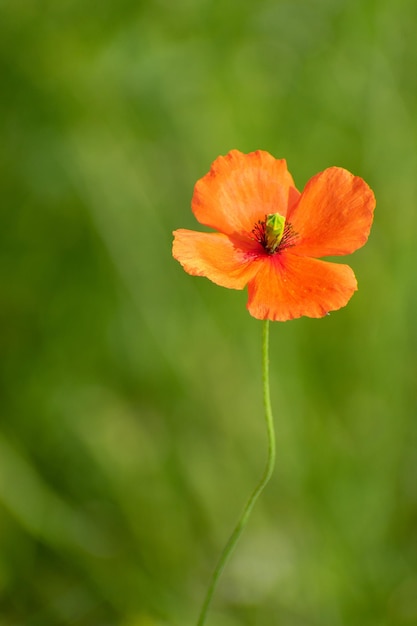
[{"xmin": 1, "ymin": 0, "xmax": 417, "ymax": 624}]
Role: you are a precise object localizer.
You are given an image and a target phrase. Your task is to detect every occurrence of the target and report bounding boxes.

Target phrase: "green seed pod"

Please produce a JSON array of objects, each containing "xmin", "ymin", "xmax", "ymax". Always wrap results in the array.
[{"xmin": 265, "ymin": 213, "xmax": 286, "ymax": 253}]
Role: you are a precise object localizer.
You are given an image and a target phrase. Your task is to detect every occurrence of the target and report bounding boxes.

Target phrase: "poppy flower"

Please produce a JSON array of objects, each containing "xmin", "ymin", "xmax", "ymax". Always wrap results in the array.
[{"xmin": 172, "ymin": 150, "xmax": 375, "ymax": 321}]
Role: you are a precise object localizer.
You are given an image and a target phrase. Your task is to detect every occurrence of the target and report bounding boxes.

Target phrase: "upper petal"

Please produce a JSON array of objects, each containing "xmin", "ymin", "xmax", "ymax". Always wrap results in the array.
[
  {"xmin": 287, "ymin": 167, "xmax": 375, "ymax": 257},
  {"xmin": 172, "ymin": 229, "xmax": 259, "ymax": 289},
  {"xmin": 192, "ymin": 150, "xmax": 300, "ymax": 236},
  {"xmin": 246, "ymin": 252, "xmax": 358, "ymax": 321}
]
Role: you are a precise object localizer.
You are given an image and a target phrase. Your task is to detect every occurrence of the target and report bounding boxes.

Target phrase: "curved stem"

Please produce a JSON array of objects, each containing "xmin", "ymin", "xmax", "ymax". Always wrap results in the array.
[{"xmin": 196, "ymin": 320, "xmax": 276, "ymax": 626}]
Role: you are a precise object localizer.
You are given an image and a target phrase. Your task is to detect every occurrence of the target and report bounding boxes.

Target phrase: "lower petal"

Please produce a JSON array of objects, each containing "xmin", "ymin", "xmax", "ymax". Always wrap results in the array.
[
  {"xmin": 247, "ymin": 253, "xmax": 358, "ymax": 321},
  {"xmin": 173, "ymin": 229, "xmax": 259, "ymax": 289}
]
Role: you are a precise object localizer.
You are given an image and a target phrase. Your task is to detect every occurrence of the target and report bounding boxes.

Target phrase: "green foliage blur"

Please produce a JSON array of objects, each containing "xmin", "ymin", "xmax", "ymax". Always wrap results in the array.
[{"xmin": 1, "ymin": 0, "xmax": 417, "ymax": 624}]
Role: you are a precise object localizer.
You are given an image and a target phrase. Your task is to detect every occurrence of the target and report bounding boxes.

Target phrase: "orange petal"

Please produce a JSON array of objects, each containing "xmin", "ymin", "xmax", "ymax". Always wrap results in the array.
[
  {"xmin": 246, "ymin": 252, "xmax": 357, "ymax": 321},
  {"xmin": 172, "ymin": 229, "xmax": 259, "ymax": 289},
  {"xmin": 192, "ymin": 150, "xmax": 300, "ymax": 236},
  {"xmin": 288, "ymin": 167, "xmax": 375, "ymax": 257}
]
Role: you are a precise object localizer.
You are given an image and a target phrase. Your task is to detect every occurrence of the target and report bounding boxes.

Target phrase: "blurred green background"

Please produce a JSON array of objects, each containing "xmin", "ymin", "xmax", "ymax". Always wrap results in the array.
[{"xmin": 1, "ymin": 0, "xmax": 417, "ymax": 624}]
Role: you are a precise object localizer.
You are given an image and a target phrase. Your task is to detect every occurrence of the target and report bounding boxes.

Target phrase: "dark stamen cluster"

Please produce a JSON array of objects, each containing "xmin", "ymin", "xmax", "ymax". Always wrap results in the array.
[
  {"xmin": 279, "ymin": 222, "xmax": 297, "ymax": 250},
  {"xmin": 251, "ymin": 219, "xmax": 267, "ymax": 249},
  {"xmin": 251, "ymin": 215, "xmax": 298, "ymax": 254}
]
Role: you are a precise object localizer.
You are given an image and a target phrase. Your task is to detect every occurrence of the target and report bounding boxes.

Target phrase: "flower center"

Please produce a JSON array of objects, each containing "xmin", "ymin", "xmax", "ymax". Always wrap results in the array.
[{"xmin": 251, "ymin": 213, "xmax": 297, "ymax": 254}]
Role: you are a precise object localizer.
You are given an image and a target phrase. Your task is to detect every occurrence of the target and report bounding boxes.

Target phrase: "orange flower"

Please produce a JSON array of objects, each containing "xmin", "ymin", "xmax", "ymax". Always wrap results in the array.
[{"xmin": 172, "ymin": 150, "xmax": 375, "ymax": 321}]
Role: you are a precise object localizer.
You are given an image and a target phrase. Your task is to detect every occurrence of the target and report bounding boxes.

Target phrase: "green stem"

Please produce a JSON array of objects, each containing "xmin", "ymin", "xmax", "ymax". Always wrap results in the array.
[{"xmin": 196, "ymin": 319, "xmax": 276, "ymax": 626}]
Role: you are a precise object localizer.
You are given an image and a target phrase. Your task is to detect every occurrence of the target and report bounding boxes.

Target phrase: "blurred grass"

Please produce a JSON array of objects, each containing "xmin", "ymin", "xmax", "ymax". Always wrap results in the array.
[{"xmin": 1, "ymin": 0, "xmax": 417, "ymax": 624}]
